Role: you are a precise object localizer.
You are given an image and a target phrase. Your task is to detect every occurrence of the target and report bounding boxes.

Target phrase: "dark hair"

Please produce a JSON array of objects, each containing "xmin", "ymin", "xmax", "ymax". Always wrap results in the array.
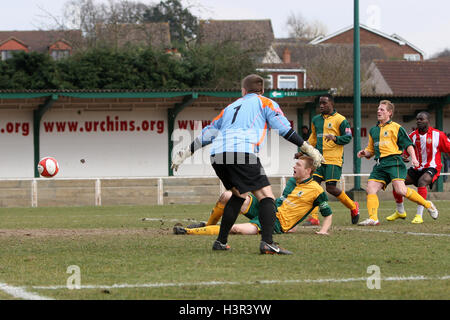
[
  {"xmin": 320, "ymin": 94, "xmax": 335, "ymax": 104},
  {"xmin": 417, "ymin": 111, "xmax": 430, "ymax": 119},
  {"xmin": 242, "ymin": 74, "xmax": 264, "ymax": 94}
]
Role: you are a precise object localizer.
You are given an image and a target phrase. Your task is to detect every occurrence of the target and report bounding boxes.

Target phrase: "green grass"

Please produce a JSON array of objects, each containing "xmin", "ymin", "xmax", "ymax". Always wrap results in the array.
[{"xmin": 0, "ymin": 200, "xmax": 449, "ymax": 300}]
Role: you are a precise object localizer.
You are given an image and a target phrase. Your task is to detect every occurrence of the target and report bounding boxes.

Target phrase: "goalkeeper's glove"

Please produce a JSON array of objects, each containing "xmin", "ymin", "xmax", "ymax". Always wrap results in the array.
[
  {"xmin": 171, "ymin": 146, "xmax": 192, "ymax": 172},
  {"xmin": 299, "ymin": 142, "xmax": 325, "ymax": 168}
]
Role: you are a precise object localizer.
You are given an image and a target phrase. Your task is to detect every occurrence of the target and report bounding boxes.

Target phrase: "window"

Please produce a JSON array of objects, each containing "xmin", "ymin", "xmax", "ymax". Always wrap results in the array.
[
  {"xmin": 1, "ymin": 50, "xmax": 20, "ymax": 60},
  {"xmin": 265, "ymin": 75, "xmax": 273, "ymax": 89},
  {"xmin": 51, "ymin": 50, "xmax": 70, "ymax": 60},
  {"xmin": 277, "ymin": 75, "xmax": 298, "ymax": 89},
  {"xmin": 404, "ymin": 53, "xmax": 420, "ymax": 61}
]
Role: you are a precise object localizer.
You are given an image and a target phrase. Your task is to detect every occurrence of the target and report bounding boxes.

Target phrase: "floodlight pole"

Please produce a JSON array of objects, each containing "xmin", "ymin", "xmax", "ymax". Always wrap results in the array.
[{"xmin": 353, "ymin": 0, "xmax": 362, "ymax": 190}]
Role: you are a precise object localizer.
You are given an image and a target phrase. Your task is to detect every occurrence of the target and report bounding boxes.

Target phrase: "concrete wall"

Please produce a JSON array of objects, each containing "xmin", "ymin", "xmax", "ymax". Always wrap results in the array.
[
  {"xmin": 1, "ymin": 175, "xmax": 450, "ymax": 208},
  {"xmin": 0, "ymin": 104, "xmax": 448, "ymax": 180}
]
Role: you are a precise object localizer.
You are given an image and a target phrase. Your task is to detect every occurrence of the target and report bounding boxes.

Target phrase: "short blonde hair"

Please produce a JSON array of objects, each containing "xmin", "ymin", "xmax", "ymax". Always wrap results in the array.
[
  {"xmin": 380, "ymin": 100, "xmax": 395, "ymax": 118},
  {"xmin": 294, "ymin": 154, "xmax": 316, "ymax": 177}
]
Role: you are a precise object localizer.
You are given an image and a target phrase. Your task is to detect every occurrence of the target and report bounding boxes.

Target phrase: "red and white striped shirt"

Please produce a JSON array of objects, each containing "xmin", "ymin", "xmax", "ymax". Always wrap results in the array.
[{"xmin": 408, "ymin": 127, "xmax": 450, "ymax": 174}]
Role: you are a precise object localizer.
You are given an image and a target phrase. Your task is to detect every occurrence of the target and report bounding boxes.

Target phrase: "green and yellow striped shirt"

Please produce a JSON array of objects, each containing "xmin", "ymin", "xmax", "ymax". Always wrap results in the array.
[
  {"xmin": 308, "ymin": 110, "xmax": 352, "ymax": 166},
  {"xmin": 365, "ymin": 120, "xmax": 413, "ymax": 160}
]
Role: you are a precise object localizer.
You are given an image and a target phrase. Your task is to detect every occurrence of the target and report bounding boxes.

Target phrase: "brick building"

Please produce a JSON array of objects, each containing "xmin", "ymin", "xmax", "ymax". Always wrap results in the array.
[
  {"xmin": 0, "ymin": 30, "xmax": 82, "ymax": 61},
  {"xmin": 198, "ymin": 20, "xmax": 306, "ymax": 89},
  {"xmin": 309, "ymin": 23, "xmax": 424, "ymax": 61}
]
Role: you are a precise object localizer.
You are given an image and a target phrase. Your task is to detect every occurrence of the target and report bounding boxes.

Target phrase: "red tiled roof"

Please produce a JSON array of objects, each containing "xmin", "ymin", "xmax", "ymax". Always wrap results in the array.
[
  {"xmin": 0, "ymin": 30, "xmax": 82, "ymax": 53},
  {"xmin": 374, "ymin": 60, "xmax": 450, "ymax": 95}
]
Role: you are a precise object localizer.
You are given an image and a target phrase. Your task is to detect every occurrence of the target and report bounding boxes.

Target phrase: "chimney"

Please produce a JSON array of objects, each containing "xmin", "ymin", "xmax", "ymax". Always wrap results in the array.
[{"xmin": 282, "ymin": 47, "xmax": 291, "ymax": 64}]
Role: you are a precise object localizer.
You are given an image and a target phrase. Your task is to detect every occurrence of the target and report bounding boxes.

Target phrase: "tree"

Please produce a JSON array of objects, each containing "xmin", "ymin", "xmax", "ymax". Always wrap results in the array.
[
  {"xmin": 143, "ymin": 0, "xmax": 198, "ymax": 45},
  {"xmin": 38, "ymin": 0, "xmax": 150, "ymax": 49},
  {"xmin": 285, "ymin": 12, "xmax": 327, "ymax": 40},
  {"xmin": 0, "ymin": 52, "xmax": 57, "ymax": 89},
  {"xmin": 304, "ymin": 45, "xmax": 374, "ymax": 94},
  {"xmin": 180, "ymin": 42, "xmax": 259, "ymax": 89},
  {"xmin": 0, "ymin": 39, "xmax": 260, "ymax": 90},
  {"xmin": 431, "ymin": 48, "xmax": 450, "ymax": 60}
]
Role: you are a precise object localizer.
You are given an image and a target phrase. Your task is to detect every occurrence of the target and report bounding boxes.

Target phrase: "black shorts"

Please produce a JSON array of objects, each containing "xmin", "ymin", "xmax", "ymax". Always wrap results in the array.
[
  {"xmin": 407, "ymin": 167, "xmax": 438, "ymax": 189},
  {"xmin": 211, "ymin": 153, "xmax": 270, "ymax": 194}
]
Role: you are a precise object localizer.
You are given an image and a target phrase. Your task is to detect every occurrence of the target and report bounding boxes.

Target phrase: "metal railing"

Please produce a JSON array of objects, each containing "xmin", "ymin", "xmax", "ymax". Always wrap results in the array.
[{"xmin": 0, "ymin": 173, "xmax": 449, "ymax": 208}]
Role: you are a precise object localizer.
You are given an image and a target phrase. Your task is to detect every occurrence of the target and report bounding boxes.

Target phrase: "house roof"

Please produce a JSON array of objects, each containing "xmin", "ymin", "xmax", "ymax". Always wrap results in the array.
[
  {"xmin": 258, "ymin": 62, "xmax": 304, "ymax": 71},
  {"xmin": 0, "ymin": 36, "xmax": 29, "ymax": 49},
  {"xmin": 197, "ymin": 19, "xmax": 274, "ymax": 58},
  {"xmin": 309, "ymin": 24, "xmax": 424, "ymax": 56},
  {"xmin": 95, "ymin": 23, "xmax": 171, "ymax": 48},
  {"xmin": 272, "ymin": 42, "xmax": 387, "ymax": 67},
  {"xmin": 372, "ymin": 60, "xmax": 450, "ymax": 95},
  {"xmin": 0, "ymin": 30, "xmax": 82, "ymax": 53}
]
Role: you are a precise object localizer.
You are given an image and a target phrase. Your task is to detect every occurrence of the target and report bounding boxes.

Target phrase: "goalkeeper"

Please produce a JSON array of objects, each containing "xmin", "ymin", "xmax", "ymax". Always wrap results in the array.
[
  {"xmin": 171, "ymin": 74, "xmax": 324, "ymax": 255},
  {"xmin": 173, "ymin": 154, "xmax": 333, "ymax": 236}
]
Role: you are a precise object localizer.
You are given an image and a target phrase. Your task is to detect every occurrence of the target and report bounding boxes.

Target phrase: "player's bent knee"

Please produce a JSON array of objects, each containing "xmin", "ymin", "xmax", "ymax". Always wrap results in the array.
[
  {"xmin": 219, "ymin": 191, "xmax": 232, "ymax": 205},
  {"xmin": 325, "ymin": 183, "xmax": 340, "ymax": 196},
  {"xmin": 231, "ymin": 223, "xmax": 258, "ymax": 235},
  {"xmin": 253, "ymin": 186, "xmax": 275, "ymax": 201},
  {"xmin": 393, "ymin": 185, "xmax": 407, "ymax": 196}
]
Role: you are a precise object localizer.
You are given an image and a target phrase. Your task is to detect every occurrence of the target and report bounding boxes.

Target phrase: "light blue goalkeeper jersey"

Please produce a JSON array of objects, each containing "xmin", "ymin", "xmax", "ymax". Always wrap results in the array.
[{"xmin": 199, "ymin": 93, "xmax": 293, "ymax": 155}]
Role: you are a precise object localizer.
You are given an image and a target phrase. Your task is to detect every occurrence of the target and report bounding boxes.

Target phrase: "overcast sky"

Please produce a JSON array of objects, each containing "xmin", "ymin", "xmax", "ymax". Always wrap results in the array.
[{"xmin": 1, "ymin": 0, "xmax": 449, "ymax": 58}]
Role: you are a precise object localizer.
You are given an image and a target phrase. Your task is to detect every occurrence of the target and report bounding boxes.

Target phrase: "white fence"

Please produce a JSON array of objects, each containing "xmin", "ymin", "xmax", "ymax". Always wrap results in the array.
[{"xmin": 0, "ymin": 173, "xmax": 449, "ymax": 208}]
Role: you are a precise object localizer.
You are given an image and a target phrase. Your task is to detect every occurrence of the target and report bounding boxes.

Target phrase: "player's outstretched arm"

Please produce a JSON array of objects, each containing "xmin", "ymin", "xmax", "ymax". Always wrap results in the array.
[
  {"xmin": 315, "ymin": 215, "xmax": 332, "ymax": 235},
  {"xmin": 171, "ymin": 145, "xmax": 193, "ymax": 172},
  {"xmin": 171, "ymin": 137, "xmax": 204, "ymax": 171}
]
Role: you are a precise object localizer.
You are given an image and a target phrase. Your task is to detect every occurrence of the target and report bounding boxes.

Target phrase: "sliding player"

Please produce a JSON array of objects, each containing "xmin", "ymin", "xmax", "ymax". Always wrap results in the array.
[{"xmin": 174, "ymin": 155, "xmax": 333, "ymax": 237}]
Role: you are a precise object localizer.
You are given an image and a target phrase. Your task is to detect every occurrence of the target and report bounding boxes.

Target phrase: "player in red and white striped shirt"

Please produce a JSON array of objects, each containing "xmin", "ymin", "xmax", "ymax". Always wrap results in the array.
[{"xmin": 388, "ymin": 111, "xmax": 450, "ymax": 223}]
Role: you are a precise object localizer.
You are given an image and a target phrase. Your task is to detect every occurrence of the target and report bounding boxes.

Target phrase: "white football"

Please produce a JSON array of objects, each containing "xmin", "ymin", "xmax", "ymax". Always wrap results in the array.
[{"xmin": 38, "ymin": 157, "xmax": 59, "ymax": 178}]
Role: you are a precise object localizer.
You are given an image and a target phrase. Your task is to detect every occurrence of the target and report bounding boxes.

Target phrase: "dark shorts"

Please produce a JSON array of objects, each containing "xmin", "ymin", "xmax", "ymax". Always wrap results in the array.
[
  {"xmin": 407, "ymin": 167, "xmax": 438, "ymax": 189},
  {"xmin": 241, "ymin": 194, "xmax": 260, "ymax": 219},
  {"xmin": 211, "ymin": 153, "xmax": 270, "ymax": 194},
  {"xmin": 313, "ymin": 164, "xmax": 342, "ymax": 185},
  {"xmin": 249, "ymin": 215, "xmax": 284, "ymax": 234},
  {"xmin": 368, "ymin": 155, "xmax": 406, "ymax": 189},
  {"xmin": 243, "ymin": 194, "xmax": 285, "ymax": 234}
]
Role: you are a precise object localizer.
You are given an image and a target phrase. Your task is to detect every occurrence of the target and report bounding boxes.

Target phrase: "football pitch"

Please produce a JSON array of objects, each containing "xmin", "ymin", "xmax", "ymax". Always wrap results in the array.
[{"xmin": 0, "ymin": 200, "xmax": 449, "ymax": 300}]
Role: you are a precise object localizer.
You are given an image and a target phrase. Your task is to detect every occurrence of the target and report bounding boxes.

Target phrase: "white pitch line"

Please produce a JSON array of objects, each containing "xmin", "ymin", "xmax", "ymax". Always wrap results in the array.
[
  {"xmin": 0, "ymin": 282, "xmax": 54, "ymax": 300},
  {"xmin": 141, "ymin": 218, "xmax": 200, "ymax": 222},
  {"xmin": 342, "ymin": 227, "xmax": 450, "ymax": 237},
  {"xmin": 31, "ymin": 275, "xmax": 450, "ymax": 291}
]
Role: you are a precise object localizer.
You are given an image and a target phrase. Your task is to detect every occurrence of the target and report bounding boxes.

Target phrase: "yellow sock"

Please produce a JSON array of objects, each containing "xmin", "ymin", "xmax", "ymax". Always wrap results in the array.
[
  {"xmin": 337, "ymin": 191, "xmax": 356, "ymax": 210},
  {"xmin": 367, "ymin": 194, "xmax": 379, "ymax": 221},
  {"xmin": 207, "ymin": 202, "xmax": 225, "ymax": 225},
  {"xmin": 310, "ymin": 207, "xmax": 319, "ymax": 220},
  {"xmin": 186, "ymin": 225, "xmax": 220, "ymax": 235},
  {"xmin": 405, "ymin": 188, "xmax": 431, "ymax": 208}
]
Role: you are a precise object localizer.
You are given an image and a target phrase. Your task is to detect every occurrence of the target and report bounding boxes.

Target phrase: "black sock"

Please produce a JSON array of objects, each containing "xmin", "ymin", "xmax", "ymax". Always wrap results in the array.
[
  {"xmin": 217, "ymin": 195, "xmax": 245, "ymax": 244},
  {"xmin": 259, "ymin": 197, "xmax": 276, "ymax": 244}
]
